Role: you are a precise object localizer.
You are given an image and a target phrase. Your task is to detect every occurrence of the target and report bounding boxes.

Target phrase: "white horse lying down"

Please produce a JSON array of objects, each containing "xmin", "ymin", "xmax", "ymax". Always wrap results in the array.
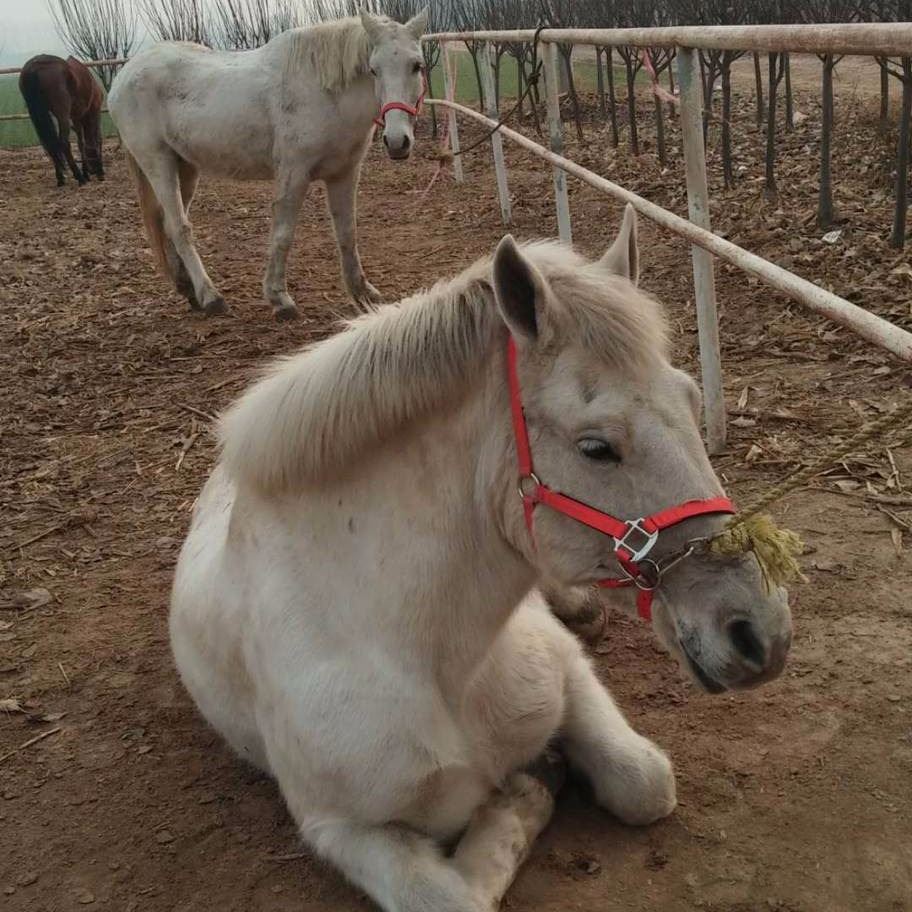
[
  {"xmin": 171, "ymin": 208, "xmax": 792, "ymax": 912},
  {"xmin": 109, "ymin": 11, "xmax": 427, "ymax": 319}
]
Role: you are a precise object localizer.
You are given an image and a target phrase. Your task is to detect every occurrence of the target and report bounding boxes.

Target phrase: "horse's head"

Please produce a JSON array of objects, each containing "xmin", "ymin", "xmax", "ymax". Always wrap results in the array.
[
  {"xmin": 492, "ymin": 208, "xmax": 792, "ymax": 693},
  {"xmin": 361, "ymin": 8, "xmax": 428, "ymax": 161}
]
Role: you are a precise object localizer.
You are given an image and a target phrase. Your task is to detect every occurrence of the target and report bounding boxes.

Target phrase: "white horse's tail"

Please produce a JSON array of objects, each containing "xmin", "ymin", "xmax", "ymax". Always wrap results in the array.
[{"xmin": 125, "ymin": 151, "xmax": 170, "ymax": 277}]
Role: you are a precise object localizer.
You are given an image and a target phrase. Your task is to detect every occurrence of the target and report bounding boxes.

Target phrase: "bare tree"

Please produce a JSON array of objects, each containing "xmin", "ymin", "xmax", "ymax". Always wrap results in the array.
[
  {"xmin": 612, "ymin": 0, "xmax": 647, "ymax": 156},
  {"xmin": 540, "ymin": 0, "xmax": 585, "ymax": 142},
  {"xmin": 139, "ymin": 0, "xmax": 212, "ymax": 44},
  {"xmin": 48, "ymin": 0, "xmax": 137, "ymax": 90},
  {"xmin": 578, "ymin": 0, "xmax": 621, "ymax": 145},
  {"xmin": 880, "ymin": 0, "xmax": 912, "ymax": 247},
  {"xmin": 748, "ymin": 0, "xmax": 797, "ymax": 202},
  {"xmin": 783, "ymin": 52, "xmax": 794, "ymax": 130},
  {"xmin": 753, "ymin": 52, "xmax": 765, "ymax": 126},
  {"xmin": 210, "ymin": 0, "xmax": 304, "ymax": 48},
  {"xmin": 496, "ymin": 0, "xmax": 542, "ymax": 134},
  {"xmin": 802, "ymin": 0, "xmax": 856, "ymax": 228}
]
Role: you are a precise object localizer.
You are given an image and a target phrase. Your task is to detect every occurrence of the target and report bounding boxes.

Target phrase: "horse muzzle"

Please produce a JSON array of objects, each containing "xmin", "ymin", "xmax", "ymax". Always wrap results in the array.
[
  {"xmin": 679, "ymin": 610, "xmax": 792, "ymax": 693},
  {"xmin": 383, "ymin": 130, "xmax": 413, "ymax": 160}
]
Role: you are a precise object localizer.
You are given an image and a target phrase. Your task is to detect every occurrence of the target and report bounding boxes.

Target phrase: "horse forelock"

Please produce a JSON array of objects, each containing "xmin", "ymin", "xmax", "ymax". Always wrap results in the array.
[
  {"xmin": 283, "ymin": 17, "xmax": 372, "ymax": 93},
  {"xmin": 218, "ymin": 242, "xmax": 667, "ymax": 494}
]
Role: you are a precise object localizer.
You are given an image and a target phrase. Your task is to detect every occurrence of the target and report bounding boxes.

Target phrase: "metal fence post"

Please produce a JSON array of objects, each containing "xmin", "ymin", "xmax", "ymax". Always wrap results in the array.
[
  {"xmin": 677, "ymin": 45, "xmax": 726, "ymax": 454},
  {"xmin": 542, "ymin": 41, "xmax": 572, "ymax": 243},
  {"xmin": 480, "ymin": 42, "xmax": 511, "ymax": 226},
  {"xmin": 441, "ymin": 42, "xmax": 463, "ymax": 184}
]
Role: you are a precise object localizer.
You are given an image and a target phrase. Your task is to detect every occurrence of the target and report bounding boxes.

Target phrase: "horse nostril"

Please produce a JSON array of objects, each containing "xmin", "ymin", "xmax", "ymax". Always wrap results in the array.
[
  {"xmin": 401, "ymin": 135, "xmax": 411, "ymax": 151},
  {"xmin": 728, "ymin": 619, "xmax": 766, "ymax": 669},
  {"xmin": 383, "ymin": 134, "xmax": 390, "ymax": 148}
]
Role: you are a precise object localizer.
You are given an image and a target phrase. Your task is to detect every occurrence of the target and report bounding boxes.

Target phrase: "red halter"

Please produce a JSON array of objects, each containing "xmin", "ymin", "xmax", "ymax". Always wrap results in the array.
[
  {"xmin": 373, "ymin": 70, "xmax": 427, "ymax": 127},
  {"xmin": 507, "ymin": 336, "xmax": 735, "ymax": 622}
]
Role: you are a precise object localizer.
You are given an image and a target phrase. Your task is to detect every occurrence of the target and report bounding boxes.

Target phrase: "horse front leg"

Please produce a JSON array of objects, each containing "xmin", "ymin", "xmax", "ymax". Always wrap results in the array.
[
  {"xmin": 562, "ymin": 646, "xmax": 677, "ymax": 826},
  {"xmin": 325, "ymin": 168, "xmax": 382, "ymax": 312},
  {"xmin": 263, "ymin": 172, "xmax": 308, "ymax": 321}
]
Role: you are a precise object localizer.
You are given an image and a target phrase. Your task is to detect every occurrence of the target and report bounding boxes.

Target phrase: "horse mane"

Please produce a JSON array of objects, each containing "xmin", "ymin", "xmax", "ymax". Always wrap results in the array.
[
  {"xmin": 282, "ymin": 17, "xmax": 372, "ymax": 93},
  {"xmin": 219, "ymin": 242, "xmax": 668, "ymax": 493}
]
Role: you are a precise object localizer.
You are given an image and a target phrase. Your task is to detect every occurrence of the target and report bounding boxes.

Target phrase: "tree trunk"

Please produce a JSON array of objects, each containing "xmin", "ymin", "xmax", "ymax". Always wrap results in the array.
[
  {"xmin": 818, "ymin": 56, "xmax": 836, "ymax": 228},
  {"xmin": 784, "ymin": 53, "xmax": 794, "ymax": 132},
  {"xmin": 765, "ymin": 53, "xmax": 780, "ymax": 203},
  {"xmin": 722, "ymin": 61, "xmax": 734, "ymax": 189},
  {"xmin": 667, "ymin": 54, "xmax": 676, "ymax": 117},
  {"xmin": 524, "ymin": 47, "xmax": 543, "ymax": 137},
  {"xmin": 754, "ymin": 51, "xmax": 765, "ymax": 127},
  {"xmin": 426, "ymin": 64, "xmax": 438, "ymax": 138},
  {"xmin": 880, "ymin": 59, "xmax": 890, "ymax": 135},
  {"xmin": 624, "ymin": 54, "xmax": 639, "ymax": 155},
  {"xmin": 891, "ymin": 60, "xmax": 912, "ymax": 249},
  {"xmin": 596, "ymin": 47, "xmax": 606, "ymax": 118},
  {"xmin": 516, "ymin": 55, "xmax": 524, "ymax": 118},
  {"xmin": 607, "ymin": 46, "xmax": 619, "ymax": 148},
  {"xmin": 562, "ymin": 47, "xmax": 584, "ymax": 143},
  {"xmin": 467, "ymin": 44, "xmax": 484, "ymax": 108},
  {"xmin": 702, "ymin": 53, "xmax": 717, "ymax": 142},
  {"xmin": 527, "ymin": 46, "xmax": 541, "ymax": 106},
  {"xmin": 654, "ymin": 90, "xmax": 666, "ymax": 166}
]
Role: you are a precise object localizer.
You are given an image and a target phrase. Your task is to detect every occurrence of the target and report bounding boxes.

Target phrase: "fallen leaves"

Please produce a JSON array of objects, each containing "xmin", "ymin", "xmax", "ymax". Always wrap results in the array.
[
  {"xmin": 5, "ymin": 588, "xmax": 52, "ymax": 611},
  {"xmin": 0, "ymin": 697, "xmax": 66, "ymax": 724}
]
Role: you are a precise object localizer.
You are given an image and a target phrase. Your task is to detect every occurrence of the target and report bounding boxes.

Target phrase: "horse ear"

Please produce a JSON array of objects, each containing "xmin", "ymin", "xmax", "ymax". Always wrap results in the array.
[
  {"xmin": 600, "ymin": 203, "xmax": 639, "ymax": 286},
  {"xmin": 360, "ymin": 9, "xmax": 385, "ymax": 45},
  {"xmin": 405, "ymin": 6, "xmax": 429, "ymax": 38},
  {"xmin": 492, "ymin": 235, "xmax": 547, "ymax": 342}
]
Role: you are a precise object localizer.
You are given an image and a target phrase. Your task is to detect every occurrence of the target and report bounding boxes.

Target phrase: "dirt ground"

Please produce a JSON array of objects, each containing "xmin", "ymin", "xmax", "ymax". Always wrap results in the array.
[{"xmin": 2, "ymin": 80, "xmax": 912, "ymax": 912}]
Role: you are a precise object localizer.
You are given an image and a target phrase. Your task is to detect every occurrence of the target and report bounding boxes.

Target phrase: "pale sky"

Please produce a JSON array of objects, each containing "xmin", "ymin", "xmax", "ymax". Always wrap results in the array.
[{"xmin": 0, "ymin": 1, "xmax": 68, "ymax": 64}]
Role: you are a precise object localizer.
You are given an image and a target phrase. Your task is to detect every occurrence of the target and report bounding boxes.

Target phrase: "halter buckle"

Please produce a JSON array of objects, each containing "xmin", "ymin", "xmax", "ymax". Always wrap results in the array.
[{"xmin": 613, "ymin": 518, "xmax": 659, "ymax": 563}]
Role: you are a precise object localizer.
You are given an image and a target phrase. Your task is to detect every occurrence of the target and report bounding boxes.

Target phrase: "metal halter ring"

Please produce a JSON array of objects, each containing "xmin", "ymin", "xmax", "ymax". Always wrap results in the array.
[
  {"xmin": 631, "ymin": 559, "xmax": 661, "ymax": 591},
  {"xmin": 517, "ymin": 472, "xmax": 541, "ymax": 500}
]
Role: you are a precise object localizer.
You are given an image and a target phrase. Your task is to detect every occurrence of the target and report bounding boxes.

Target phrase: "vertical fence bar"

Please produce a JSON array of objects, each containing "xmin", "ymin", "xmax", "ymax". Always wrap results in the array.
[
  {"xmin": 480, "ymin": 42, "xmax": 511, "ymax": 226},
  {"xmin": 542, "ymin": 41, "xmax": 572, "ymax": 244},
  {"xmin": 677, "ymin": 45, "xmax": 726, "ymax": 454},
  {"xmin": 442, "ymin": 42, "xmax": 463, "ymax": 184}
]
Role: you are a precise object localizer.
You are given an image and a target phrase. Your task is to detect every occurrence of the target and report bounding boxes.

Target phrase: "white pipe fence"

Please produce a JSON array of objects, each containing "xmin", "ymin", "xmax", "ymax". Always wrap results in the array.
[
  {"xmin": 424, "ymin": 26, "xmax": 912, "ymax": 453},
  {"xmin": 2, "ymin": 36, "xmax": 910, "ymax": 453}
]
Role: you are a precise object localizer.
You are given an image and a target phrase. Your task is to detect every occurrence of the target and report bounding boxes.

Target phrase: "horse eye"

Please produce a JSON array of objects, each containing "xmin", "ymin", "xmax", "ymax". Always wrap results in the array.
[
  {"xmin": 369, "ymin": 67, "xmax": 377, "ymax": 76},
  {"xmin": 577, "ymin": 438, "xmax": 621, "ymax": 463},
  {"xmin": 412, "ymin": 62, "xmax": 422, "ymax": 73}
]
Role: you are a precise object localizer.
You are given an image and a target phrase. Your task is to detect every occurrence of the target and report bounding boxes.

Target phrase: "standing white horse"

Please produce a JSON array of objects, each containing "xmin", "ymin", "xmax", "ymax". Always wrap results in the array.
[
  {"xmin": 171, "ymin": 209, "xmax": 793, "ymax": 912},
  {"xmin": 108, "ymin": 11, "xmax": 427, "ymax": 319}
]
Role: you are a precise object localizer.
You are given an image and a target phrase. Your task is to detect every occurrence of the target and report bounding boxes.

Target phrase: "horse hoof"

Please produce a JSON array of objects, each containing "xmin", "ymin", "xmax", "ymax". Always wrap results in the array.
[
  {"xmin": 274, "ymin": 304, "xmax": 300, "ymax": 322},
  {"xmin": 203, "ymin": 297, "xmax": 229, "ymax": 316}
]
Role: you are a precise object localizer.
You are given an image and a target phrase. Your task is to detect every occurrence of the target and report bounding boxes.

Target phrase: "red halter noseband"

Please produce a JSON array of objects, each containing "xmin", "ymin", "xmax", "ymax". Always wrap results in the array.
[
  {"xmin": 507, "ymin": 336, "xmax": 735, "ymax": 622},
  {"xmin": 373, "ymin": 69, "xmax": 427, "ymax": 128}
]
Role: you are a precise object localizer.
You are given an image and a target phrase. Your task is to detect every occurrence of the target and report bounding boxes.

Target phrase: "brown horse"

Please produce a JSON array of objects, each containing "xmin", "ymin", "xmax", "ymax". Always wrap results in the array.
[{"xmin": 19, "ymin": 55, "xmax": 105, "ymax": 187}]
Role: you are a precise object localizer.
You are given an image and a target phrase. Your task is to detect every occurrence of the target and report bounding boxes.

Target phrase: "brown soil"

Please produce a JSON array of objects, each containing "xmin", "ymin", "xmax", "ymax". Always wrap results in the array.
[{"xmin": 2, "ymin": 86, "xmax": 911, "ymax": 912}]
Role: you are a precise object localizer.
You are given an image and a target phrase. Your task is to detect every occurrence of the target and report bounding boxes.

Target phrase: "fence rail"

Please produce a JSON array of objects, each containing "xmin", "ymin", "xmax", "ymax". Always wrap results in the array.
[
  {"xmin": 0, "ymin": 58, "xmax": 127, "ymax": 77},
  {"xmin": 424, "ymin": 24, "xmax": 912, "ymax": 451},
  {"xmin": 427, "ymin": 24, "xmax": 912, "ymax": 57},
  {"xmin": 0, "ymin": 58, "xmax": 125, "ymax": 124}
]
